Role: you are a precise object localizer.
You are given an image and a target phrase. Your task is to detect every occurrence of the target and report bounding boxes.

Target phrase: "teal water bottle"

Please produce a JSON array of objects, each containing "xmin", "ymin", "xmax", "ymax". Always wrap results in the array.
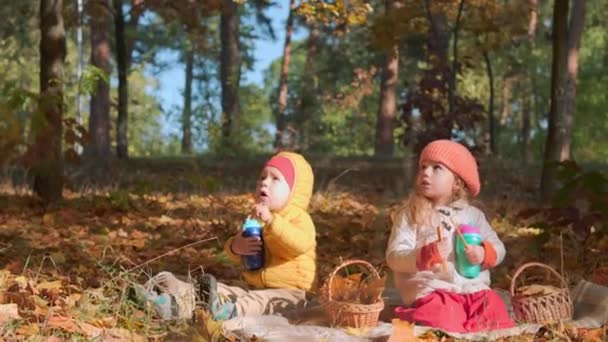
[{"xmin": 455, "ymin": 224, "xmax": 482, "ymax": 278}]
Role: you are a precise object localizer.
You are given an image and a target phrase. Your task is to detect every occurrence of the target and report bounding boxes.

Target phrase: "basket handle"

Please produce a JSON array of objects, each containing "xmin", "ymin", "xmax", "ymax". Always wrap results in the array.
[
  {"xmin": 327, "ymin": 259, "xmax": 381, "ymax": 302},
  {"xmin": 509, "ymin": 262, "xmax": 568, "ymax": 296}
]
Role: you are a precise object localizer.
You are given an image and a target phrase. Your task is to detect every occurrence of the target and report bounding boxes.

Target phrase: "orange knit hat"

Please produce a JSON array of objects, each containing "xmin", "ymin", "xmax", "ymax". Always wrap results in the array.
[{"xmin": 419, "ymin": 140, "xmax": 480, "ymax": 197}]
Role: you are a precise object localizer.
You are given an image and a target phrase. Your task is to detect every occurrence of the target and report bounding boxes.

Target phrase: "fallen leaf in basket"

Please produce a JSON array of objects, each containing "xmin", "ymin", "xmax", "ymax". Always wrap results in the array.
[
  {"xmin": 518, "ymin": 285, "xmax": 560, "ymax": 297},
  {"xmin": 388, "ymin": 319, "xmax": 416, "ymax": 342},
  {"xmin": 359, "ymin": 274, "xmax": 387, "ymax": 304},
  {"xmin": 330, "ymin": 273, "xmax": 362, "ymax": 302}
]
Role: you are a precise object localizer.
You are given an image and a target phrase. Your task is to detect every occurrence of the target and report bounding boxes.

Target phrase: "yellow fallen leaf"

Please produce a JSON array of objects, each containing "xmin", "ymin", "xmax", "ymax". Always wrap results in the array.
[
  {"xmin": 49, "ymin": 252, "xmax": 66, "ymax": 264},
  {"xmin": 88, "ymin": 316, "xmax": 117, "ymax": 328},
  {"xmin": 16, "ymin": 323, "xmax": 40, "ymax": 336},
  {"xmin": 104, "ymin": 328, "xmax": 147, "ymax": 342},
  {"xmin": 388, "ymin": 319, "xmax": 416, "ymax": 342},
  {"xmin": 194, "ymin": 308, "xmax": 226, "ymax": 341},
  {"xmin": 345, "ymin": 326, "xmax": 370, "ymax": 336},
  {"xmin": 37, "ymin": 280, "xmax": 63, "ymax": 291},
  {"xmin": 42, "ymin": 213, "xmax": 55, "ymax": 224}
]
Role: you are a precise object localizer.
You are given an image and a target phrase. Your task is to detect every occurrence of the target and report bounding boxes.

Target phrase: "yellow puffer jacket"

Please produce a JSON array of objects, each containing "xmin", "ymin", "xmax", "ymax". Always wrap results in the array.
[{"xmin": 224, "ymin": 152, "xmax": 317, "ymax": 291}]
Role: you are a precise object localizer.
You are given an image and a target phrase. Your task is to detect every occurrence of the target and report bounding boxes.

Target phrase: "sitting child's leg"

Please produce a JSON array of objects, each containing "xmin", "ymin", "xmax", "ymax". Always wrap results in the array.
[
  {"xmin": 395, "ymin": 290, "xmax": 468, "ymax": 333},
  {"xmin": 463, "ymin": 290, "xmax": 515, "ymax": 332},
  {"xmin": 220, "ymin": 286, "xmax": 307, "ymax": 316},
  {"xmin": 199, "ymin": 274, "xmax": 307, "ymax": 318}
]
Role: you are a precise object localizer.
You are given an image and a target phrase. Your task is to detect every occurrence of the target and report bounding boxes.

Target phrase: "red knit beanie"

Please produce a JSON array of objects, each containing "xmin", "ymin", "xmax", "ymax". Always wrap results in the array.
[
  {"xmin": 419, "ymin": 140, "xmax": 480, "ymax": 197},
  {"xmin": 265, "ymin": 155, "xmax": 295, "ymax": 189}
]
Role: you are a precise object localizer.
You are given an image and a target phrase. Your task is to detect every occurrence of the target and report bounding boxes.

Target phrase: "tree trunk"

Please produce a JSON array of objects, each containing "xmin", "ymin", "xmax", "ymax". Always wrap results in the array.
[
  {"xmin": 540, "ymin": 0, "xmax": 570, "ymax": 201},
  {"xmin": 274, "ymin": 0, "xmax": 296, "ymax": 150},
  {"xmin": 87, "ymin": 0, "xmax": 111, "ymax": 159},
  {"xmin": 220, "ymin": 0, "xmax": 241, "ymax": 144},
  {"xmin": 448, "ymin": 0, "xmax": 466, "ymax": 115},
  {"xmin": 528, "ymin": 0, "xmax": 538, "ymax": 43},
  {"xmin": 563, "ymin": 0, "xmax": 586, "ymax": 143},
  {"xmin": 34, "ymin": 0, "xmax": 66, "ymax": 203},
  {"xmin": 541, "ymin": 0, "xmax": 586, "ymax": 200},
  {"xmin": 374, "ymin": 0, "xmax": 400, "ymax": 157},
  {"xmin": 499, "ymin": 74, "xmax": 517, "ymax": 125},
  {"xmin": 483, "ymin": 51, "xmax": 495, "ymax": 155},
  {"xmin": 294, "ymin": 26, "xmax": 319, "ymax": 149},
  {"xmin": 126, "ymin": 0, "xmax": 144, "ymax": 69},
  {"xmin": 114, "ymin": 0, "xmax": 129, "ymax": 159},
  {"xmin": 423, "ymin": 1, "xmax": 450, "ymax": 66},
  {"xmin": 521, "ymin": 88, "xmax": 531, "ymax": 163},
  {"xmin": 181, "ymin": 48, "xmax": 194, "ymax": 154}
]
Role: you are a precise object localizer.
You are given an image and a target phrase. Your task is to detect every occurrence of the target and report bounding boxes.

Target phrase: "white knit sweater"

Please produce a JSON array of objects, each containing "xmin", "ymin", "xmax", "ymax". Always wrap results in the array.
[{"xmin": 385, "ymin": 200, "xmax": 506, "ymax": 305}]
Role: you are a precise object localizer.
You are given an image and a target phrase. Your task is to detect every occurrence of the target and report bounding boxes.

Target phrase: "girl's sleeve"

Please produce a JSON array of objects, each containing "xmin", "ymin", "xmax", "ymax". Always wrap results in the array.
[
  {"xmin": 386, "ymin": 214, "xmax": 418, "ymax": 273},
  {"xmin": 474, "ymin": 209, "xmax": 506, "ymax": 269}
]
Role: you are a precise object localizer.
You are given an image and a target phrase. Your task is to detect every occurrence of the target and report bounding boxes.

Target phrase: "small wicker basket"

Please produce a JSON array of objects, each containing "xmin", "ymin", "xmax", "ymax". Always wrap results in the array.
[
  {"xmin": 510, "ymin": 262, "xmax": 573, "ymax": 324},
  {"xmin": 320, "ymin": 260, "xmax": 384, "ymax": 328}
]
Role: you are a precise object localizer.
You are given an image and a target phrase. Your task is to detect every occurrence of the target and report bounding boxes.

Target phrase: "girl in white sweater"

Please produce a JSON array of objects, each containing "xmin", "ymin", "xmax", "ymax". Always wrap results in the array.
[{"xmin": 386, "ymin": 140, "xmax": 515, "ymax": 333}]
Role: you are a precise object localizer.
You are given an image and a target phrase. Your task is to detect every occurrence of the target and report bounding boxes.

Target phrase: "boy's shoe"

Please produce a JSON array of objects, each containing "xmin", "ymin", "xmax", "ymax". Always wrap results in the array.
[
  {"xmin": 130, "ymin": 284, "xmax": 177, "ymax": 320},
  {"xmin": 198, "ymin": 273, "xmax": 236, "ymax": 320}
]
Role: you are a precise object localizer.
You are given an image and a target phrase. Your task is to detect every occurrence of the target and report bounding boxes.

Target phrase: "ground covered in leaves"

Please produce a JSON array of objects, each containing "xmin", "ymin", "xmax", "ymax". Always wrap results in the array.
[{"xmin": 0, "ymin": 160, "xmax": 606, "ymax": 341}]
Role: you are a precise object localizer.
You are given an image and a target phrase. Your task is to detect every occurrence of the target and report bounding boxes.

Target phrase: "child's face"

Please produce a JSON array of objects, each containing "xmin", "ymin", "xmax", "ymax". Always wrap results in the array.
[
  {"xmin": 416, "ymin": 161, "xmax": 456, "ymax": 205},
  {"xmin": 255, "ymin": 166, "xmax": 291, "ymax": 211}
]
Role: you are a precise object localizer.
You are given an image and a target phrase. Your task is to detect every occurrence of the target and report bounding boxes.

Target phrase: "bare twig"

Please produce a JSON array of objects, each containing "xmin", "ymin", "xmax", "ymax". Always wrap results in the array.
[{"xmin": 126, "ymin": 236, "xmax": 218, "ymax": 273}]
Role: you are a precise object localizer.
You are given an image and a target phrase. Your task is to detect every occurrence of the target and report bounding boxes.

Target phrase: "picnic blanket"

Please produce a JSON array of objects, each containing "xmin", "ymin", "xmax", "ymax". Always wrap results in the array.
[{"xmin": 221, "ymin": 280, "xmax": 608, "ymax": 341}]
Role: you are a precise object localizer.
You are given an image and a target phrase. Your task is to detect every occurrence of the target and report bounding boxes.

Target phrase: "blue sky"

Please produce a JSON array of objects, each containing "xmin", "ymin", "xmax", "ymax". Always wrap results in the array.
[{"xmin": 150, "ymin": 0, "xmax": 307, "ymax": 137}]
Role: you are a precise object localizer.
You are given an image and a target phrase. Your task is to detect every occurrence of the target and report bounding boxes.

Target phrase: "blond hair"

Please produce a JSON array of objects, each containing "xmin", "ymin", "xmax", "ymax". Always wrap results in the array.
[{"xmin": 399, "ymin": 177, "xmax": 469, "ymax": 228}]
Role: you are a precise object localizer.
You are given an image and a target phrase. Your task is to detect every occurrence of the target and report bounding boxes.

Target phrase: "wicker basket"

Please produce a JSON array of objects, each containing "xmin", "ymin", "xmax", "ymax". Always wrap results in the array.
[
  {"xmin": 510, "ymin": 262, "xmax": 573, "ymax": 324},
  {"xmin": 320, "ymin": 260, "xmax": 384, "ymax": 328}
]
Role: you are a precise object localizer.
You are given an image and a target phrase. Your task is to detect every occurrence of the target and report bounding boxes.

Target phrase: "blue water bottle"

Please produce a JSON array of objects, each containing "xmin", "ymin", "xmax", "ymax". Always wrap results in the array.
[
  {"xmin": 455, "ymin": 224, "xmax": 482, "ymax": 279},
  {"xmin": 242, "ymin": 217, "xmax": 265, "ymax": 271}
]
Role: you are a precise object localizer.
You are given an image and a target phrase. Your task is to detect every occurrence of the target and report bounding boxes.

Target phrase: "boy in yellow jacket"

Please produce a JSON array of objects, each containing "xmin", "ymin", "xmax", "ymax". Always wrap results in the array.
[{"xmin": 199, "ymin": 152, "xmax": 316, "ymax": 320}]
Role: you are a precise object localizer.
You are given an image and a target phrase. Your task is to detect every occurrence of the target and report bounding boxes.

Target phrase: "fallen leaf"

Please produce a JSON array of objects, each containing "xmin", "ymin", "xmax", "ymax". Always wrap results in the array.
[
  {"xmin": 45, "ymin": 337, "xmax": 63, "ymax": 342},
  {"xmin": 345, "ymin": 326, "xmax": 370, "ymax": 336},
  {"xmin": 42, "ymin": 213, "xmax": 55, "ymax": 224},
  {"xmin": 16, "ymin": 323, "xmax": 40, "ymax": 336},
  {"xmin": 359, "ymin": 274, "xmax": 387, "ymax": 304},
  {"xmin": 103, "ymin": 328, "xmax": 147, "ymax": 342},
  {"xmin": 387, "ymin": 319, "xmax": 416, "ymax": 342},
  {"xmin": 47, "ymin": 315, "xmax": 81, "ymax": 333},
  {"xmin": 49, "ymin": 252, "xmax": 66, "ymax": 264},
  {"xmin": 583, "ymin": 328, "xmax": 605, "ymax": 342},
  {"xmin": 88, "ymin": 316, "xmax": 117, "ymax": 328},
  {"xmin": 0, "ymin": 303, "xmax": 20, "ymax": 324},
  {"xmin": 37, "ymin": 280, "xmax": 63, "ymax": 291},
  {"xmin": 76, "ymin": 321, "xmax": 103, "ymax": 339}
]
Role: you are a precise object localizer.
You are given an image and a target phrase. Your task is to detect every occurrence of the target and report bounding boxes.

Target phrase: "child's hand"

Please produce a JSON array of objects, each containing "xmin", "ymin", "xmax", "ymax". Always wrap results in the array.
[
  {"xmin": 465, "ymin": 245, "xmax": 485, "ymax": 265},
  {"xmin": 253, "ymin": 203, "xmax": 273, "ymax": 223},
  {"xmin": 230, "ymin": 233, "xmax": 263, "ymax": 256}
]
